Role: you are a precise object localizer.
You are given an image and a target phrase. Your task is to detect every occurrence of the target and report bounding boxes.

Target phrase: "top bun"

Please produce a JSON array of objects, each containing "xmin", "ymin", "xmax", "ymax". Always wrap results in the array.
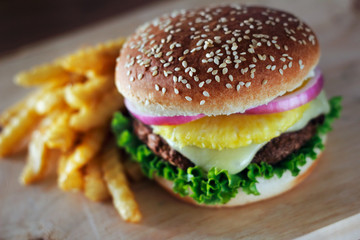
[{"xmin": 116, "ymin": 5, "xmax": 320, "ymax": 116}]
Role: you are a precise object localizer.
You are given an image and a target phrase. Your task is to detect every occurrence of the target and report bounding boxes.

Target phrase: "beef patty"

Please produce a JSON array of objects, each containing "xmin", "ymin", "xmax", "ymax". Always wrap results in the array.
[{"xmin": 133, "ymin": 115, "xmax": 324, "ymax": 170}]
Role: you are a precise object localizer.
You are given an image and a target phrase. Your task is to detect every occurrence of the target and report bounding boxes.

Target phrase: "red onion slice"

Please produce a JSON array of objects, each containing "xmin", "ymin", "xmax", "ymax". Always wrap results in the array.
[
  {"xmin": 244, "ymin": 69, "xmax": 323, "ymax": 114},
  {"xmin": 124, "ymin": 99, "xmax": 205, "ymax": 125}
]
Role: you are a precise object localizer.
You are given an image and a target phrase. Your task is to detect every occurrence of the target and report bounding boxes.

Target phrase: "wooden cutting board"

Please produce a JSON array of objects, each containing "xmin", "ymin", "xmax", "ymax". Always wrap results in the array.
[{"xmin": 1, "ymin": 0, "xmax": 359, "ymax": 239}]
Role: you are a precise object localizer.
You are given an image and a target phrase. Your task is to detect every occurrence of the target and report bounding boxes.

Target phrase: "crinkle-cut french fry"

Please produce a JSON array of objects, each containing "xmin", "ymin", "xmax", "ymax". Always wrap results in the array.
[
  {"xmin": 0, "ymin": 88, "xmax": 46, "ymax": 126},
  {"xmin": 70, "ymin": 88, "xmax": 124, "ymax": 131},
  {"xmin": 35, "ymin": 88, "xmax": 65, "ymax": 115},
  {"xmin": 84, "ymin": 157, "xmax": 111, "ymax": 202},
  {"xmin": 20, "ymin": 130, "xmax": 48, "ymax": 185},
  {"xmin": 15, "ymin": 64, "xmax": 71, "ymax": 87},
  {"xmin": 102, "ymin": 147, "xmax": 142, "ymax": 223},
  {"xmin": 19, "ymin": 111, "xmax": 62, "ymax": 183},
  {"xmin": 43, "ymin": 111, "xmax": 77, "ymax": 152},
  {"xmin": 58, "ymin": 154, "xmax": 84, "ymax": 191},
  {"xmin": 65, "ymin": 73, "xmax": 114, "ymax": 109},
  {"xmin": 0, "ymin": 107, "xmax": 41, "ymax": 157},
  {"xmin": 56, "ymin": 38, "xmax": 126, "ymax": 75},
  {"xmin": 64, "ymin": 128, "xmax": 106, "ymax": 175},
  {"xmin": 0, "ymin": 98, "xmax": 27, "ymax": 127}
]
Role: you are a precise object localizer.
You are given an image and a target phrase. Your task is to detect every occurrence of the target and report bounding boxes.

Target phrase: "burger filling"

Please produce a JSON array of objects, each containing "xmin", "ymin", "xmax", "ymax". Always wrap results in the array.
[{"xmin": 112, "ymin": 96, "xmax": 341, "ymax": 204}]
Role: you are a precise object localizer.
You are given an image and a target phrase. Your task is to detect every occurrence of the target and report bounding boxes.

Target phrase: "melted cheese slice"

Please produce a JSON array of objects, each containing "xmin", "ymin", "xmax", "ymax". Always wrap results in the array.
[{"xmin": 160, "ymin": 91, "xmax": 330, "ymax": 174}]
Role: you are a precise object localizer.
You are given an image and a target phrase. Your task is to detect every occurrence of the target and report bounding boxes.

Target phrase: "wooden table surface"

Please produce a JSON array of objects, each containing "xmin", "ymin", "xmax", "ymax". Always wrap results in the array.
[{"xmin": 1, "ymin": 0, "xmax": 359, "ymax": 239}]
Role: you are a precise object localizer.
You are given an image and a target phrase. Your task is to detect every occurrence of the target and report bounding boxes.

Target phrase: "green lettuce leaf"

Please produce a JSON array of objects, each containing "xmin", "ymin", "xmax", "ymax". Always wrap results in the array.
[{"xmin": 112, "ymin": 97, "xmax": 342, "ymax": 205}]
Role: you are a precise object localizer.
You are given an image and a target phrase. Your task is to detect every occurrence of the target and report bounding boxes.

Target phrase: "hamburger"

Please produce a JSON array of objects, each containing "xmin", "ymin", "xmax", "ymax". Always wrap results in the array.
[{"xmin": 112, "ymin": 5, "xmax": 341, "ymax": 206}]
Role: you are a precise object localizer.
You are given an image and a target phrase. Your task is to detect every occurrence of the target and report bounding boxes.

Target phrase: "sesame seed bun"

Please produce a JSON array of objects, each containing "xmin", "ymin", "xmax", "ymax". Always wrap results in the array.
[
  {"xmin": 155, "ymin": 148, "xmax": 323, "ymax": 207},
  {"xmin": 116, "ymin": 4, "xmax": 320, "ymax": 116}
]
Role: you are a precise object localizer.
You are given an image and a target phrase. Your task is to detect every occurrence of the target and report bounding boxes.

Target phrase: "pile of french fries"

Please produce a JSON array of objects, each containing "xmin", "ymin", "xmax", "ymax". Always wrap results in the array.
[{"xmin": 0, "ymin": 38, "xmax": 143, "ymax": 223}]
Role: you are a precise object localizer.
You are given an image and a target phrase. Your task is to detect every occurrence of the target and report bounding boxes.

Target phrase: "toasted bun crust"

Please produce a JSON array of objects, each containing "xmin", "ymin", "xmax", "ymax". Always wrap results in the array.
[
  {"xmin": 116, "ymin": 5, "xmax": 320, "ymax": 116},
  {"xmin": 155, "ymin": 148, "xmax": 323, "ymax": 207}
]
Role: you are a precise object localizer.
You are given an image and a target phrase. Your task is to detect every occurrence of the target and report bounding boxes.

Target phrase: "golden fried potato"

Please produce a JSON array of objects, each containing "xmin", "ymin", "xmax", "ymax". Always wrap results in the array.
[
  {"xmin": 84, "ymin": 156, "xmax": 111, "ymax": 202},
  {"xmin": 0, "ymin": 88, "xmax": 46, "ymax": 126},
  {"xmin": 64, "ymin": 128, "xmax": 106, "ymax": 174},
  {"xmin": 64, "ymin": 73, "xmax": 114, "ymax": 109},
  {"xmin": 0, "ymin": 107, "xmax": 41, "ymax": 157},
  {"xmin": 57, "ymin": 38, "xmax": 126, "ymax": 75},
  {"xmin": 35, "ymin": 88, "xmax": 65, "ymax": 115},
  {"xmin": 15, "ymin": 64, "xmax": 71, "ymax": 87},
  {"xmin": 20, "ymin": 130, "xmax": 48, "ymax": 184},
  {"xmin": 70, "ymin": 88, "xmax": 124, "ymax": 131},
  {"xmin": 43, "ymin": 111, "xmax": 77, "ymax": 152},
  {"xmin": 102, "ymin": 146, "xmax": 142, "ymax": 223},
  {"xmin": 0, "ymin": 99, "xmax": 27, "ymax": 127},
  {"xmin": 58, "ymin": 153, "xmax": 84, "ymax": 191}
]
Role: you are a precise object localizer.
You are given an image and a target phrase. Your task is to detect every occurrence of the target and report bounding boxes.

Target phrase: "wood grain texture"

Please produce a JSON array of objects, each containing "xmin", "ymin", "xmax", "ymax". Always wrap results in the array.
[{"xmin": 0, "ymin": 0, "xmax": 359, "ymax": 239}]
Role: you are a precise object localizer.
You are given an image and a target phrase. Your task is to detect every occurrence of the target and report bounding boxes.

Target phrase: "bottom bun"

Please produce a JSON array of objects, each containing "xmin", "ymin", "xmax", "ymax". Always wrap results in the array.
[{"xmin": 155, "ymin": 138, "xmax": 326, "ymax": 207}]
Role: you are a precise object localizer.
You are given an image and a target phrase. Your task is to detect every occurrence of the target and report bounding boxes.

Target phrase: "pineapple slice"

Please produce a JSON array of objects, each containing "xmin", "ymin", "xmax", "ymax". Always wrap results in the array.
[{"xmin": 153, "ymin": 104, "xmax": 309, "ymax": 150}]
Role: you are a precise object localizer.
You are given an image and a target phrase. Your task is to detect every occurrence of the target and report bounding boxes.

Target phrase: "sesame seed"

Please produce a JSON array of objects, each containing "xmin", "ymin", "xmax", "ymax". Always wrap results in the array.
[
  {"xmin": 199, "ymin": 81, "xmax": 205, "ymax": 87},
  {"xmin": 222, "ymin": 68, "xmax": 228, "ymax": 75},
  {"xmin": 236, "ymin": 83, "xmax": 241, "ymax": 91},
  {"xmin": 248, "ymin": 48, "xmax": 255, "ymax": 53},
  {"xmin": 175, "ymin": 67, "xmax": 180, "ymax": 71},
  {"xmin": 229, "ymin": 75, "xmax": 234, "ymax": 81},
  {"xmin": 200, "ymin": 100, "xmax": 205, "ymax": 105},
  {"xmin": 215, "ymin": 75, "xmax": 220, "ymax": 82},
  {"xmin": 162, "ymin": 88, "xmax": 166, "ymax": 94},
  {"xmin": 212, "ymin": 70, "xmax": 218, "ymax": 75},
  {"xmin": 219, "ymin": 63, "xmax": 227, "ymax": 68},
  {"xmin": 163, "ymin": 62, "xmax": 170, "ymax": 67},
  {"xmin": 271, "ymin": 65, "xmax": 276, "ymax": 71},
  {"xmin": 270, "ymin": 55, "xmax": 275, "ymax": 62},
  {"xmin": 182, "ymin": 61, "xmax": 188, "ymax": 68},
  {"xmin": 203, "ymin": 91, "xmax": 210, "ymax": 97},
  {"xmin": 130, "ymin": 76, "xmax": 134, "ymax": 82},
  {"xmin": 262, "ymin": 79, "xmax": 268, "ymax": 85},
  {"xmin": 279, "ymin": 69, "xmax": 284, "ymax": 75},
  {"xmin": 226, "ymin": 83, "xmax": 232, "ymax": 89},
  {"xmin": 185, "ymin": 96, "xmax": 192, "ymax": 101},
  {"xmin": 152, "ymin": 71, "xmax": 158, "ymax": 76},
  {"xmin": 206, "ymin": 79, "xmax": 212, "ymax": 84},
  {"xmin": 155, "ymin": 84, "xmax": 160, "ymax": 91},
  {"xmin": 245, "ymin": 82, "xmax": 251, "ymax": 88},
  {"xmin": 174, "ymin": 88, "xmax": 179, "ymax": 94}
]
